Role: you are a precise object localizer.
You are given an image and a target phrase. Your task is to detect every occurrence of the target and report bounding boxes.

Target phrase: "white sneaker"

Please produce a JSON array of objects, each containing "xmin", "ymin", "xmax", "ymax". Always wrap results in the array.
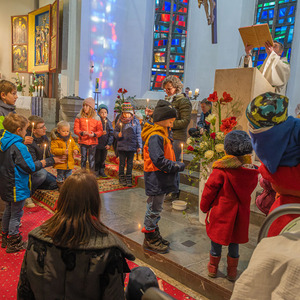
[{"xmin": 25, "ymin": 198, "xmax": 35, "ymax": 208}]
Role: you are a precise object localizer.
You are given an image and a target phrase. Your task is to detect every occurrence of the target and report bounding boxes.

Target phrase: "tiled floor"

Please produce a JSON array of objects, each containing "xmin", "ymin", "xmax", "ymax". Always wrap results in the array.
[{"xmin": 100, "ymin": 187, "xmax": 261, "ymax": 299}]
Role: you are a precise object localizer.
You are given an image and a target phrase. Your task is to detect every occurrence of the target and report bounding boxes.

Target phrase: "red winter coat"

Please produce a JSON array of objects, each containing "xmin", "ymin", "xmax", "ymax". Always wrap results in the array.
[
  {"xmin": 200, "ymin": 167, "xmax": 259, "ymax": 245},
  {"xmin": 74, "ymin": 114, "xmax": 103, "ymax": 145},
  {"xmin": 259, "ymin": 163, "xmax": 300, "ymax": 237}
]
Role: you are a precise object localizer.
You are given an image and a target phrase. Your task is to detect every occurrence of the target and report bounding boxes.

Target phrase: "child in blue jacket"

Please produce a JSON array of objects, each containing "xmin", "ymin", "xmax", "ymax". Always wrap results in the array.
[
  {"xmin": 114, "ymin": 102, "xmax": 142, "ymax": 186},
  {"xmin": 95, "ymin": 104, "xmax": 114, "ymax": 178},
  {"xmin": 0, "ymin": 113, "xmax": 58, "ymax": 253}
]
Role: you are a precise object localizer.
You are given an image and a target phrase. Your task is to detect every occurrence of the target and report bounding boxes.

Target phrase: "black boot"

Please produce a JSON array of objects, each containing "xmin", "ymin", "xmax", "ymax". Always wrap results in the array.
[
  {"xmin": 6, "ymin": 233, "xmax": 25, "ymax": 253},
  {"xmin": 1, "ymin": 232, "xmax": 8, "ymax": 248},
  {"xmin": 119, "ymin": 175, "xmax": 127, "ymax": 186},
  {"xmin": 164, "ymin": 192, "xmax": 180, "ymax": 201},
  {"xmin": 143, "ymin": 231, "xmax": 169, "ymax": 254},
  {"xmin": 126, "ymin": 175, "xmax": 133, "ymax": 187},
  {"xmin": 155, "ymin": 227, "xmax": 170, "ymax": 246},
  {"xmin": 99, "ymin": 169, "xmax": 108, "ymax": 178}
]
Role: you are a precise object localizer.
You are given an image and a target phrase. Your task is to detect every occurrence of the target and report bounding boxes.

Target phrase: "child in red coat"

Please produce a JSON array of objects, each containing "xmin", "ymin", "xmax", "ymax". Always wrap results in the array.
[{"xmin": 200, "ymin": 130, "xmax": 259, "ymax": 281}]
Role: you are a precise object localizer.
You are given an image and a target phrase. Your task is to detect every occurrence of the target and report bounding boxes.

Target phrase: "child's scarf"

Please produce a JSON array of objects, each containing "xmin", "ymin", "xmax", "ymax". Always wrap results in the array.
[
  {"xmin": 120, "ymin": 113, "xmax": 134, "ymax": 124},
  {"xmin": 57, "ymin": 132, "xmax": 71, "ymax": 142},
  {"xmin": 213, "ymin": 154, "xmax": 252, "ymax": 169}
]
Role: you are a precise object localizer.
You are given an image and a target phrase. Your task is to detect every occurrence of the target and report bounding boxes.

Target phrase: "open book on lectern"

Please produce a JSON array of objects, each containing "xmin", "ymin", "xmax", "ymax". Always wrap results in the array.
[{"xmin": 238, "ymin": 23, "xmax": 274, "ymax": 48}]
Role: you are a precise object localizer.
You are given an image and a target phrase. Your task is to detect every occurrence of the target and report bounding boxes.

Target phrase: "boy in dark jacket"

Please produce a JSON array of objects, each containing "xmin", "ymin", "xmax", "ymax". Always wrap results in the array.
[
  {"xmin": 141, "ymin": 100, "xmax": 185, "ymax": 253},
  {"xmin": 0, "ymin": 113, "xmax": 56, "ymax": 253},
  {"xmin": 95, "ymin": 104, "xmax": 114, "ymax": 178}
]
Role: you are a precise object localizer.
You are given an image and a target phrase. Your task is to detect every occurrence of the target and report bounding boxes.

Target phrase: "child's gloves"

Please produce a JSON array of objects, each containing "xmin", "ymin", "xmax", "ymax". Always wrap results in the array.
[{"xmin": 176, "ymin": 162, "xmax": 185, "ymax": 172}]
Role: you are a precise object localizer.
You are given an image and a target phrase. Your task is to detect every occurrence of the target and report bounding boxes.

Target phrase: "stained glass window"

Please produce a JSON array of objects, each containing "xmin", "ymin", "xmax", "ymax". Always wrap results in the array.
[
  {"xmin": 151, "ymin": 0, "xmax": 189, "ymax": 90},
  {"xmin": 252, "ymin": 0, "xmax": 297, "ymax": 67}
]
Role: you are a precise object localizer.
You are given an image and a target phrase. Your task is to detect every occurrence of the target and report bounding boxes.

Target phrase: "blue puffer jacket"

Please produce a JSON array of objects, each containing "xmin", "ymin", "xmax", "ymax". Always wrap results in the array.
[
  {"xmin": 113, "ymin": 117, "xmax": 142, "ymax": 152},
  {"xmin": 96, "ymin": 118, "xmax": 114, "ymax": 149},
  {"xmin": 0, "ymin": 129, "xmax": 50, "ymax": 202}
]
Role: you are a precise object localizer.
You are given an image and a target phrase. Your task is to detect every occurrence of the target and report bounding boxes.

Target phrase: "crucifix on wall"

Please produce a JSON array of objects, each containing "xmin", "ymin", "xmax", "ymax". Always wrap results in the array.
[{"xmin": 198, "ymin": 0, "xmax": 217, "ymax": 44}]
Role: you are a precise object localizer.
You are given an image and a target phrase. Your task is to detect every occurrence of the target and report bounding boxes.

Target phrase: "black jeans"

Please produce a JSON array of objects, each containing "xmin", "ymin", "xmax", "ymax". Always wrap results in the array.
[
  {"xmin": 118, "ymin": 151, "xmax": 135, "ymax": 176},
  {"xmin": 80, "ymin": 145, "xmax": 96, "ymax": 171},
  {"xmin": 95, "ymin": 148, "xmax": 108, "ymax": 172}
]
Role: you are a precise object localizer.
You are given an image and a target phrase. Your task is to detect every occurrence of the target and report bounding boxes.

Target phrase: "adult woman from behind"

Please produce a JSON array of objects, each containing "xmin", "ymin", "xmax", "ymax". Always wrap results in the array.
[{"xmin": 17, "ymin": 170, "xmax": 134, "ymax": 300}]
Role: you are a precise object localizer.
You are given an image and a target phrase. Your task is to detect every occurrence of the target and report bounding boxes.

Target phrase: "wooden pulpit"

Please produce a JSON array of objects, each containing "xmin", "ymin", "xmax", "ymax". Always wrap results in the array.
[{"xmin": 214, "ymin": 67, "xmax": 275, "ymax": 131}]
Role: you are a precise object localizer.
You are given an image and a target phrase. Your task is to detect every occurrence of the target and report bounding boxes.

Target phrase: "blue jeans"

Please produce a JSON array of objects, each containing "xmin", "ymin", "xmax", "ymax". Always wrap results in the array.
[
  {"xmin": 31, "ymin": 168, "xmax": 57, "ymax": 194},
  {"xmin": 144, "ymin": 194, "xmax": 165, "ymax": 231},
  {"xmin": 80, "ymin": 145, "xmax": 97, "ymax": 171},
  {"xmin": 2, "ymin": 200, "xmax": 25, "ymax": 235},
  {"xmin": 210, "ymin": 240, "xmax": 239, "ymax": 258},
  {"xmin": 118, "ymin": 151, "xmax": 135, "ymax": 176},
  {"xmin": 56, "ymin": 169, "xmax": 73, "ymax": 182},
  {"xmin": 172, "ymin": 139, "xmax": 185, "ymax": 194}
]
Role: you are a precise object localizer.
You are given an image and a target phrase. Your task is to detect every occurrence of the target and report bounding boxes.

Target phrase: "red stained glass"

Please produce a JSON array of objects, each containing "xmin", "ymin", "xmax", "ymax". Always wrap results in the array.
[{"xmin": 161, "ymin": 14, "xmax": 170, "ymax": 22}]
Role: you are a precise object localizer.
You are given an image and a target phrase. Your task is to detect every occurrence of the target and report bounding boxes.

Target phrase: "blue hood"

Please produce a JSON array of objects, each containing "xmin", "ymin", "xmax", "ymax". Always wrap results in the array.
[
  {"xmin": 0, "ymin": 129, "xmax": 23, "ymax": 151},
  {"xmin": 250, "ymin": 116, "xmax": 300, "ymax": 173}
]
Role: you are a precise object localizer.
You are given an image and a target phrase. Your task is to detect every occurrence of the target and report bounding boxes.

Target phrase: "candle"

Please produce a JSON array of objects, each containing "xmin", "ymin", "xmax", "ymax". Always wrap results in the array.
[
  {"xmin": 38, "ymin": 86, "xmax": 41, "ymax": 97},
  {"xmin": 66, "ymin": 139, "xmax": 71, "ymax": 153},
  {"xmin": 146, "ymin": 98, "xmax": 149, "ymax": 109},
  {"xmin": 41, "ymin": 86, "xmax": 44, "ymax": 97},
  {"xmin": 31, "ymin": 122, "xmax": 35, "ymax": 137},
  {"xmin": 22, "ymin": 76, "xmax": 25, "ymax": 86},
  {"xmin": 35, "ymin": 86, "xmax": 37, "ymax": 93},
  {"xmin": 30, "ymin": 75, "xmax": 33, "ymax": 86},
  {"xmin": 104, "ymin": 119, "xmax": 107, "ymax": 131},
  {"xmin": 188, "ymin": 90, "xmax": 192, "ymax": 97},
  {"xmin": 43, "ymin": 143, "xmax": 47, "ymax": 160},
  {"xmin": 120, "ymin": 122, "xmax": 122, "ymax": 131},
  {"xmin": 181, "ymin": 143, "xmax": 183, "ymax": 163},
  {"xmin": 195, "ymin": 89, "xmax": 199, "ymax": 96}
]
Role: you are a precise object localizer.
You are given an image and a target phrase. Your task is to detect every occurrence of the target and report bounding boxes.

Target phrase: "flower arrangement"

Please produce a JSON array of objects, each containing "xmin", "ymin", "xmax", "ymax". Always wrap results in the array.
[
  {"xmin": 114, "ymin": 88, "xmax": 136, "ymax": 114},
  {"xmin": 186, "ymin": 91, "xmax": 238, "ymax": 178},
  {"xmin": 13, "ymin": 72, "xmax": 26, "ymax": 92},
  {"xmin": 29, "ymin": 71, "xmax": 39, "ymax": 95}
]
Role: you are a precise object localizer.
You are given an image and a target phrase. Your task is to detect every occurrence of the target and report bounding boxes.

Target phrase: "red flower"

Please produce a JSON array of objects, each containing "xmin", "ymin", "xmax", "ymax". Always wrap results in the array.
[
  {"xmin": 220, "ymin": 117, "xmax": 237, "ymax": 135},
  {"xmin": 118, "ymin": 88, "xmax": 123, "ymax": 93},
  {"xmin": 210, "ymin": 132, "xmax": 216, "ymax": 139},
  {"xmin": 123, "ymin": 89, "xmax": 128, "ymax": 94},
  {"xmin": 205, "ymin": 120, "xmax": 210, "ymax": 125},
  {"xmin": 220, "ymin": 92, "xmax": 233, "ymax": 104},
  {"xmin": 117, "ymin": 95, "xmax": 120, "ymax": 99},
  {"xmin": 187, "ymin": 145, "xmax": 194, "ymax": 151},
  {"xmin": 207, "ymin": 91, "xmax": 218, "ymax": 102}
]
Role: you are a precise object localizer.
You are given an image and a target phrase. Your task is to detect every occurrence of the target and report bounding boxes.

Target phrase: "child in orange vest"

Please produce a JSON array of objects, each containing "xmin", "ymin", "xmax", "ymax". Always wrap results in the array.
[
  {"xmin": 74, "ymin": 98, "xmax": 103, "ymax": 171},
  {"xmin": 141, "ymin": 100, "xmax": 185, "ymax": 254}
]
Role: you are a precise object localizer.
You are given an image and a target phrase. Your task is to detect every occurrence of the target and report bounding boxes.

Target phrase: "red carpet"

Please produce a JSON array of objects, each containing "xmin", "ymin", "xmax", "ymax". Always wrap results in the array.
[{"xmin": 1, "ymin": 206, "xmax": 196, "ymax": 300}]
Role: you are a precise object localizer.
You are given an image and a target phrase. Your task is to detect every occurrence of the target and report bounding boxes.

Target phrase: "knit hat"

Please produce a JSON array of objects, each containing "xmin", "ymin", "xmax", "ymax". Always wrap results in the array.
[
  {"xmin": 153, "ymin": 100, "xmax": 177, "ymax": 122},
  {"xmin": 121, "ymin": 102, "xmax": 134, "ymax": 115},
  {"xmin": 125, "ymin": 267, "xmax": 159, "ymax": 300},
  {"xmin": 224, "ymin": 130, "xmax": 253, "ymax": 156},
  {"xmin": 83, "ymin": 97, "xmax": 95, "ymax": 109},
  {"xmin": 98, "ymin": 104, "xmax": 108, "ymax": 113},
  {"xmin": 246, "ymin": 92, "xmax": 289, "ymax": 129}
]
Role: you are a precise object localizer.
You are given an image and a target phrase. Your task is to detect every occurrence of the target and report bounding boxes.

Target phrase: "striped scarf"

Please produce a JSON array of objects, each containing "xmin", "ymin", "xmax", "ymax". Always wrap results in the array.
[{"xmin": 213, "ymin": 154, "xmax": 252, "ymax": 169}]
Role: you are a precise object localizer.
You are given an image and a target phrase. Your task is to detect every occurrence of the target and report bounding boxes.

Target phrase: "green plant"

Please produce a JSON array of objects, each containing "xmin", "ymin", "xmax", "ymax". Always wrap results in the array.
[{"xmin": 29, "ymin": 71, "xmax": 39, "ymax": 93}]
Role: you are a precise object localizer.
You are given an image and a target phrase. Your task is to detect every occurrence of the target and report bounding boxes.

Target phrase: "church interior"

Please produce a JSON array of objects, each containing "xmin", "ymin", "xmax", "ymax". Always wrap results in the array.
[{"xmin": 1, "ymin": 0, "xmax": 300, "ymax": 299}]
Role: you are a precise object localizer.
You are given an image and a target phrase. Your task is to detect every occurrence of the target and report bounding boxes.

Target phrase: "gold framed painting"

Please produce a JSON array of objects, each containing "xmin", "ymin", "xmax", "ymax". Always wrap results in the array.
[
  {"xmin": 12, "ymin": 45, "xmax": 28, "ymax": 72},
  {"xmin": 50, "ymin": 0, "xmax": 59, "ymax": 72},
  {"xmin": 12, "ymin": 15, "xmax": 28, "ymax": 44},
  {"xmin": 28, "ymin": 5, "xmax": 51, "ymax": 73}
]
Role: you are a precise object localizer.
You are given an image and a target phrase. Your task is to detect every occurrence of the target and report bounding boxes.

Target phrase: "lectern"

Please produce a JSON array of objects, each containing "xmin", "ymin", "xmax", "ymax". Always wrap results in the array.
[{"xmin": 214, "ymin": 67, "xmax": 275, "ymax": 131}]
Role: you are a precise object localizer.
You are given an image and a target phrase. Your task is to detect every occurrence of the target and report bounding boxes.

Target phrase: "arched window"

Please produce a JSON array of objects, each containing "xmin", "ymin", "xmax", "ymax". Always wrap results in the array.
[
  {"xmin": 253, "ymin": 0, "xmax": 298, "ymax": 67},
  {"xmin": 150, "ymin": 0, "xmax": 189, "ymax": 90}
]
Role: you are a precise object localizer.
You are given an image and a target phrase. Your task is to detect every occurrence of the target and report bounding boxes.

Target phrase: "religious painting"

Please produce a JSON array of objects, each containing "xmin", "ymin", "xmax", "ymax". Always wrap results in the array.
[
  {"xmin": 12, "ymin": 45, "xmax": 28, "ymax": 72},
  {"xmin": 50, "ymin": 36, "xmax": 57, "ymax": 70},
  {"xmin": 50, "ymin": 0, "xmax": 59, "ymax": 72},
  {"xmin": 12, "ymin": 16, "xmax": 28, "ymax": 44},
  {"xmin": 28, "ymin": 5, "xmax": 51, "ymax": 73},
  {"xmin": 51, "ymin": 1, "xmax": 57, "ymax": 38}
]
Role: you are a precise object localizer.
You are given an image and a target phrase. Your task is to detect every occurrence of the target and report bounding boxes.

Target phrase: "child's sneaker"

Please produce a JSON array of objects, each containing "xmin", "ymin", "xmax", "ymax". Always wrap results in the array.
[
  {"xmin": 6, "ymin": 233, "xmax": 26, "ymax": 253},
  {"xmin": 126, "ymin": 175, "xmax": 133, "ymax": 187},
  {"xmin": 143, "ymin": 231, "xmax": 169, "ymax": 254},
  {"xmin": 119, "ymin": 175, "xmax": 127, "ymax": 186},
  {"xmin": 25, "ymin": 197, "xmax": 35, "ymax": 208}
]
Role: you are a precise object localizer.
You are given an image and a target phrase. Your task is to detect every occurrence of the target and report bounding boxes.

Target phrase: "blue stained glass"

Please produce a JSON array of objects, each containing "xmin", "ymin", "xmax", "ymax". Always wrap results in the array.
[
  {"xmin": 261, "ymin": 11, "xmax": 268, "ymax": 19},
  {"xmin": 177, "ymin": 47, "xmax": 183, "ymax": 53},
  {"xmin": 287, "ymin": 17, "xmax": 294, "ymax": 23},
  {"xmin": 164, "ymin": 1, "xmax": 170, "ymax": 11},
  {"xmin": 176, "ymin": 28, "xmax": 183, "ymax": 33},
  {"xmin": 289, "ymin": 6, "xmax": 294, "ymax": 15},
  {"xmin": 173, "ymin": 4, "xmax": 177, "ymax": 11},
  {"xmin": 288, "ymin": 26, "xmax": 294, "ymax": 42},
  {"xmin": 279, "ymin": 7, "xmax": 287, "ymax": 17},
  {"xmin": 279, "ymin": 18, "xmax": 284, "ymax": 23},
  {"xmin": 258, "ymin": 53, "xmax": 268, "ymax": 60},
  {"xmin": 269, "ymin": 9, "xmax": 274, "ymax": 18},
  {"xmin": 171, "ymin": 39, "xmax": 179, "ymax": 45}
]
